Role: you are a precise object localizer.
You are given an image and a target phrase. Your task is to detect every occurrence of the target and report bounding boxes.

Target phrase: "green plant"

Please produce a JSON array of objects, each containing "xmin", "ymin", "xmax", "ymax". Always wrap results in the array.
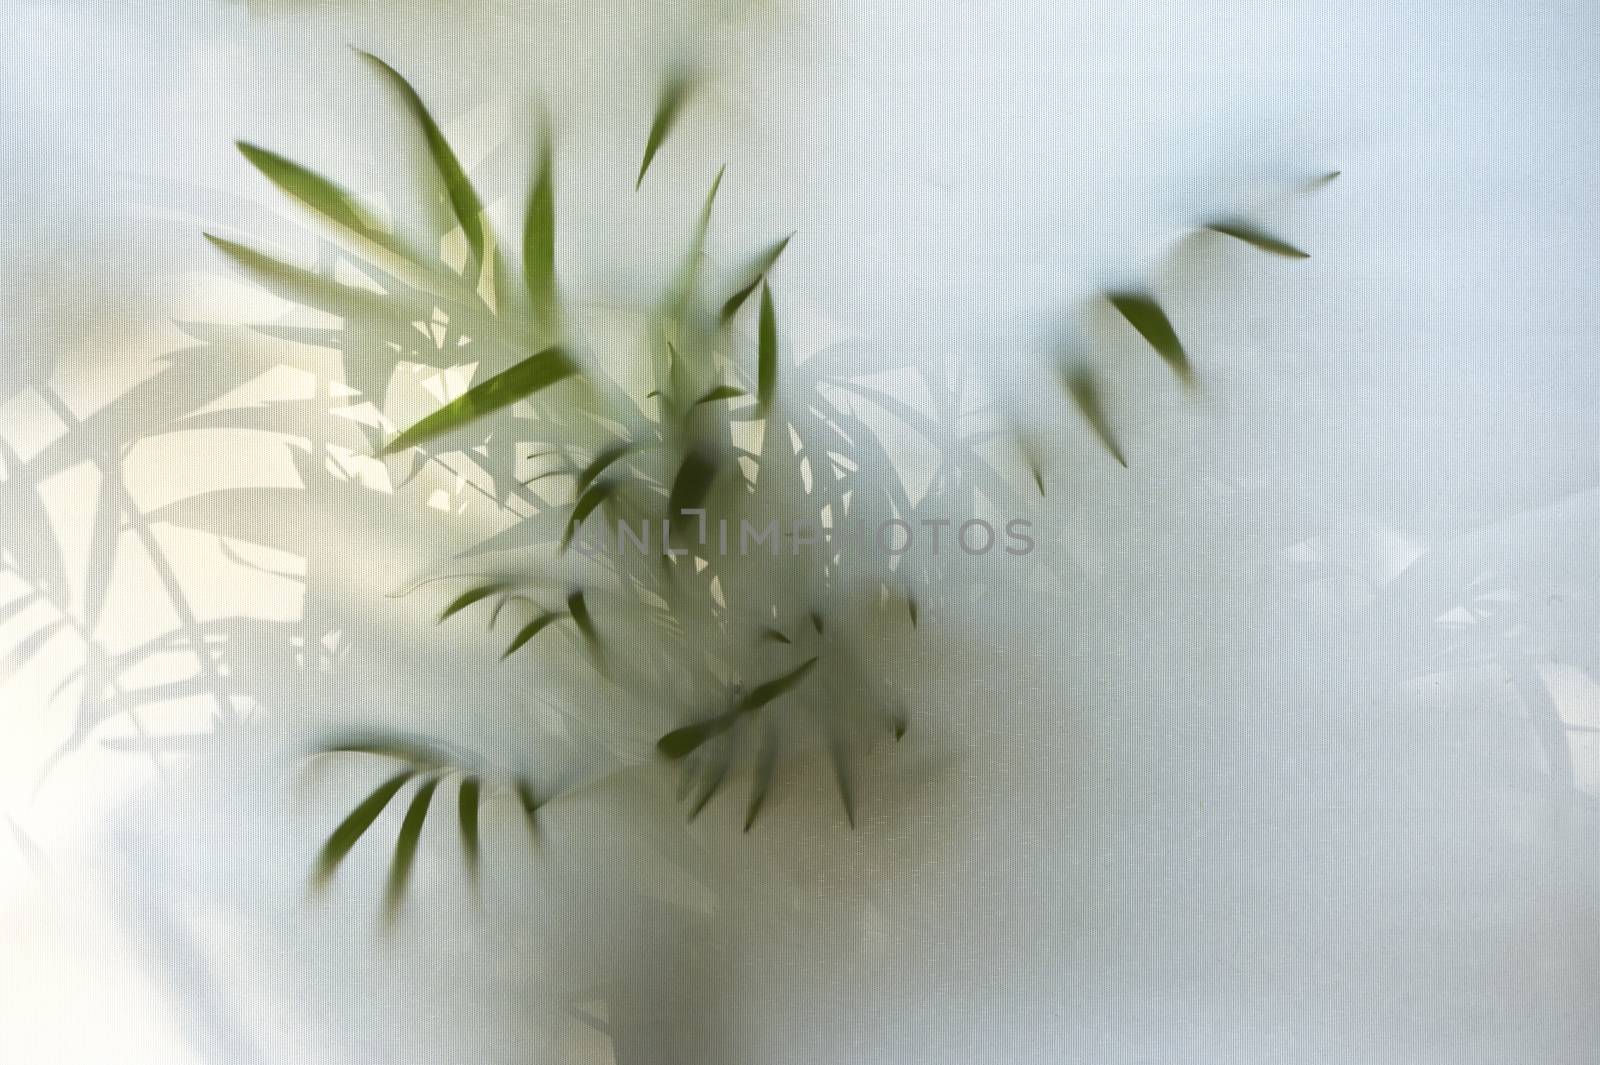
[{"xmin": 205, "ymin": 53, "xmax": 1322, "ymax": 917}]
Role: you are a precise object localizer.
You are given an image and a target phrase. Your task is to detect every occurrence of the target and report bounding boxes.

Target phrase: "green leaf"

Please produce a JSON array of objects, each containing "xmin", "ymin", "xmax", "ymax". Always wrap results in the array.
[
  {"xmin": 688, "ymin": 743, "xmax": 734, "ymax": 820},
  {"xmin": 737, "ymin": 655, "xmax": 819, "ymax": 712},
  {"xmin": 892, "ymin": 711, "xmax": 908, "ymax": 741},
  {"xmin": 439, "ymin": 583, "xmax": 506, "ymax": 622},
  {"xmin": 758, "ymin": 627, "xmax": 791, "ymax": 644},
  {"xmin": 663, "ymin": 166, "xmax": 725, "ymax": 328},
  {"xmin": 667, "ymin": 448, "xmax": 719, "ymax": 532},
  {"xmin": 636, "ymin": 72, "xmax": 692, "ymax": 190},
  {"xmin": 656, "ymin": 711, "xmax": 737, "ymax": 760},
  {"xmin": 385, "ymin": 775, "xmax": 439, "ymax": 919},
  {"xmin": 809, "ymin": 611, "xmax": 824, "ymax": 635},
  {"xmin": 562, "ymin": 480, "xmax": 617, "ymax": 551},
  {"xmin": 693, "ymin": 385, "xmax": 745, "ymax": 407},
  {"xmin": 316, "ymin": 770, "xmax": 415, "ymax": 886},
  {"xmin": 719, "ymin": 232, "xmax": 793, "ymax": 324},
  {"xmin": 359, "ymin": 50, "xmax": 486, "ymax": 271},
  {"xmin": 1107, "ymin": 291, "xmax": 1191, "ymax": 385},
  {"xmin": 1203, "ymin": 219, "xmax": 1309, "ymax": 259},
  {"xmin": 566, "ymin": 590, "xmax": 602, "ymax": 664},
  {"xmin": 574, "ymin": 443, "xmax": 634, "ymax": 498},
  {"xmin": 458, "ymin": 775, "xmax": 481, "ymax": 877},
  {"xmin": 907, "ymin": 595, "xmax": 918, "ymax": 628},
  {"xmin": 204, "ymin": 233, "xmax": 389, "ymax": 319},
  {"xmin": 524, "ymin": 121, "xmax": 559, "ymax": 327},
  {"xmin": 828, "ymin": 734, "xmax": 855, "ymax": 829},
  {"xmin": 237, "ymin": 142, "xmax": 386, "ymax": 244},
  {"xmin": 1030, "ymin": 457, "xmax": 1045, "ymax": 496},
  {"xmin": 743, "ymin": 728, "xmax": 778, "ymax": 832},
  {"xmin": 379, "ymin": 344, "xmax": 578, "ymax": 454},
  {"xmin": 1063, "ymin": 365, "xmax": 1128, "ymax": 468},
  {"xmin": 515, "ymin": 777, "xmax": 541, "ymax": 840},
  {"xmin": 757, "ymin": 281, "xmax": 778, "ymax": 407},
  {"xmin": 502, "ymin": 611, "xmax": 565, "ymax": 659}
]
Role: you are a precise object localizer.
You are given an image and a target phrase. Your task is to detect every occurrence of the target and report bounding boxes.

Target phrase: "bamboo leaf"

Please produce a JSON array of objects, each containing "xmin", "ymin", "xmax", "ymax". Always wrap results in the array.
[
  {"xmin": 566, "ymin": 590, "xmax": 602, "ymax": 663},
  {"xmin": 1107, "ymin": 291, "xmax": 1191, "ymax": 385},
  {"xmin": 204, "ymin": 234, "xmax": 389, "ymax": 319},
  {"xmin": 657, "ymin": 711, "xmax": 737, "ymax": 760},
  {"xmin": 636, "ymin": 72, "xmax": 691, "ymax": 190},
  {"xmin": 737, "ymin": 656, "xmax": 819, "ymax": 712},
  {"xmin": 667, "ymin": 448, "xmax": 719, "ymax": 532},
  {"xmin": 693, "ymin": 385, "xmax": 745, "ymax": 407},
  {"xmin": 562, "ymin": 481, "xmax": 616, "ymax": 551},
  {"xmin": 757, "ymin": 281, "xmax": 778, "ymax": 407},
  {"xmin": 378, "ymin": 344, "xmax": 578, "ymax": 455},
  {"xmin": 1203, "ymin": 219, "xmax": 1309, "ymax": 259},
  {"xmin": 574, "ymin": 443, "xmax": 634, "ymax": 498},
  {"xmin": 515, "ymin": 777, "xmax": 540, "ymax": 840},
  {"xmin": 720, "ymin": 232, "xmax": 793, "ymax": 324},
  {"xmin": 439, "ymin": 583, "xmax": 506, "ymax": 622},
  {"xmin": 385, "ymin": 775, "xmax": 440, "ymax": 919},
  {"xmin": 688, "ymin": 742, "xmax": 734, "ymax": 820},
  {"xmin": 237, "ymin": 141, "xmax": 386, "ymax": 244},
  {"xmin": 828, "ymin": 734, "xmax": 855, "ymax": 829},
  {"xmin": 524, "ymin": 121, "xmax": 559, "ymax": 328},
  {"xmin": 315, "ymin": 770, "xmax": 415, "ymax": 886},
  {"xmin": 1063, "ymin": 365, "xmax": 1128, "ymax": 468},
  {"xmin": 502, "ymin": 611, "xmax": 565, "ymax": 659},
  {"xmin": 458, "ymin": 775, "xmax": 481, "ymax": 877},
  {"xmin": 359, "ymin": 50, "xmax": 486, "ymax": 271},
  {"xmin": 743, "ymin": 727, "xmax": 778, "ymax": 832},
  {"xmin": 663, "ymin": 166, "xmax": 725, "ymax": 326}
]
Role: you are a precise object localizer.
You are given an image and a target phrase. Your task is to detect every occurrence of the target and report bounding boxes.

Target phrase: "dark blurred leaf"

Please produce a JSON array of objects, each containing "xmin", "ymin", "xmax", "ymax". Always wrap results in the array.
[
  {"xmin": 237, "ymin": 142, "xmax": 388, "ymax": 246},
  {"xmin": 566, "ymin": 590, "xmax": 602, "ymax": 663},
  {"xmin": 757, "ymin": 281, "xmax": 778, "ymax": 407},
  {"xmin": 385, "ymin": 775, "xmax": 440, "ymax": 919},
  {"xmin": 657, "ymin": 711, "xmax": 737, "ymax": 760},
  {"xmin": 359, "ymin": 51, "xmax": 486, "ymax": 271},
  {"xmin": 743, "ymin": 727, "xmax": 778, "ymax": 832},
  {"xmin": 758, "ymin": 627, "xmax": 791, "ymax": 644},
  {"xmin": 1203, "ymin": 219, "xmax": 1309, "ymax": 259},
  {"xmin": 720, "ymin": 232, "xmax": 793, "ymax": 324},
  {"xmin": 636, "ymin": 72, "xmax": 691, "ymax": 190},
  {"xmin": 737, "ymin": 655, "xmax": 819, "ymax": 712},
  {"xmin": 667, "ymin": 448, "xmax": 719, "ymax": 533},
  {"xmin": 688, "ymin": 743, "xmax": 734, "ymax": 820},
  {"xmin": 457, "ymin": 775, "xmax": 481, "ymax": 878},
  {"xmin": 809, "ymin": 611, "xmax": 824, "ymax": 635},
  {"xmin": 515, "ymin": 777, "xmax": 540, "ymax": 840},
  {"xmin": 828, "ymin": 734, "xmax": 855, "ymax": 829},
  {"xmin": 1107, "ymin": 291, "xmax": 1191, "ymax": 384},
  {"xmin": 315, "ymin": 770, "xmax": 415, "ymax": 886},
  {"xmin": 379, "ymin": 344, "xmax": 578, "ymax": 454},
  {"xmin": 502, "ymin": 611, "xmax": 564, "ymax": 659},
  {"xmin": 524, "ymin": 121, "xmax": 559, "ymax": 328},
  {"xmin": 1064, "ymin": 365, "xmax": 1127, "ymax": 468}
]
